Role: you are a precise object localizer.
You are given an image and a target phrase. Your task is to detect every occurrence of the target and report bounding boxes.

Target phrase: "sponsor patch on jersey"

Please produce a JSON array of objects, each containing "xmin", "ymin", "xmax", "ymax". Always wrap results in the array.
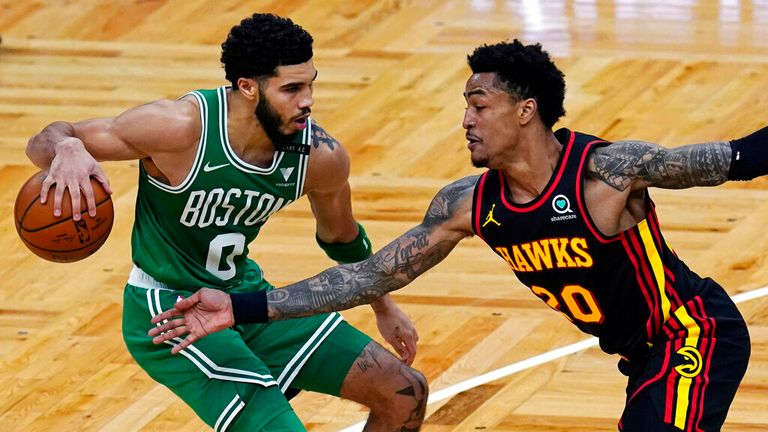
[
  {"xmin": 551, "ymin": 194, "xmax": 577, "ymax": 222},
  {"xmin": 280, "ymin": 167, "xmax": 295, "ymax": 181}
]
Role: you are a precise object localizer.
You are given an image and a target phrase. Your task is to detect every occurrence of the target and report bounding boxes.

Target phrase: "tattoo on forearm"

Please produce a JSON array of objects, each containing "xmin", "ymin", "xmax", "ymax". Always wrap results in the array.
[
  {"xmin": 590, "ymin": 140, "xmax": 731, "ymax": 190},
  {"xmin": 266, "ymin": 230, "xmax": 455, "ymax": 319},
  {"xmin": 267, "ymin": 176, "xmax": 478, "ymax": 320}
]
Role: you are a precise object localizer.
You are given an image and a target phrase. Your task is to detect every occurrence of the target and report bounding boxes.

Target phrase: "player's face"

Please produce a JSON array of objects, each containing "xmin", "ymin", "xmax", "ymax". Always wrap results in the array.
[
  {"xmin": 256, "ymin": 60, "xmax": 317, "ymax": 144},
  {"xmin": 462, "ymin": 73, "xmax": 523, "ymax": 168}
]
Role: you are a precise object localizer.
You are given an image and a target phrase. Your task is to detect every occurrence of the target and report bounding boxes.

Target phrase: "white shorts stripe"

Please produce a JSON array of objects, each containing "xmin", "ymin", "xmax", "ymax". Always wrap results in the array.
[
  {"xmin": 144, "ymin": 288, "xmax": 278, "ymax": 387},
  {"xmin": 279, "ymin": 315, "xmax": 344, "ymax": 393},
  {"xmin": 213, "ymin": 395, "xmax": 245, "ymax": 432},
  {"xmin": 219, "ymin": 399, "xmax": 245, "ymax": 432},
  {"xmin": 276, "ymin": 312, "xmax": 345, "ymax": 391}
]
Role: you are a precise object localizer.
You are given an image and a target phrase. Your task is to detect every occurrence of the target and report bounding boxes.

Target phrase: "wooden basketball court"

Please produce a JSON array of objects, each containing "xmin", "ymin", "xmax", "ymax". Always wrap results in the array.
[{"xmin": 1, "ymin": 1, "xmax": 767, "ymax": 430}]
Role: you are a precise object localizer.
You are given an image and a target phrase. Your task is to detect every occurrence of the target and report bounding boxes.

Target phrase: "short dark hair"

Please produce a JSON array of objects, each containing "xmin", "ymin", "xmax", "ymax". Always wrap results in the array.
[
  {"xmin": 467, "ymin": 40, "xmax": 566, "ymax": 128},
  {"xmin": 221, "ymin": 13, "xmax": 313, "ymax": 87}
]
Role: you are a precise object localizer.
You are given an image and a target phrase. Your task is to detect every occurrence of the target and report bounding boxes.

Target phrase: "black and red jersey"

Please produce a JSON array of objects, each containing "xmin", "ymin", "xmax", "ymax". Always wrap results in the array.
[{"xmin": 472, "ymin": 128, "xmax": 706, "ymax": 356}]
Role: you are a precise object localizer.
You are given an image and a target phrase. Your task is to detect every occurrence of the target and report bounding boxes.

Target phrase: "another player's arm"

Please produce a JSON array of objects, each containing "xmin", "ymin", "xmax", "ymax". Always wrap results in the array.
[
  {"xmin": 588, "ymin": 125, "xmax": 768, "ymax": 191},
  {"xmin": 588, "ymin": 140, "xmax": 731, "ymax": 191},
  {"xmin": 266, "ymin": 175, "xmax": 477, "ymax": 320},
  {"xmin": 25, "ymin": 98, "xmax": 199, "ymax": 217},
  {"xmin": 148, "ymin": 176, "xmax": 478, "ymax": 351}
]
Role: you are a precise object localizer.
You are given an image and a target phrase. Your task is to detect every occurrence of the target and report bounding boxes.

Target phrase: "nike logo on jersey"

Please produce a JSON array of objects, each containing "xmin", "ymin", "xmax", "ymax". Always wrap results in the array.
[
  {"xmin": 203, "ymin": 162, "xmax": 230, "ymax": 172},
  {"xmin": 280, "ymin": 167, "xmax": 295, "ymax": 181}
]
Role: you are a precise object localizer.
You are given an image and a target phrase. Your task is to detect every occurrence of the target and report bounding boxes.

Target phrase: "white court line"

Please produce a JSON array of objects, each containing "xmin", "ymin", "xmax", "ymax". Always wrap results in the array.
[{"xmin": 337, "ymin": 284, "xmax": 768, "ymax": 432}]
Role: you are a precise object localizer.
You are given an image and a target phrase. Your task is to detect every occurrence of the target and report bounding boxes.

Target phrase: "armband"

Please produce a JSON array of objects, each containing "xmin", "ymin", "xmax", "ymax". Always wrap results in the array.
[
  {"xmin": 230, "ymin": 291, "xmax": 268, "ymax": 324},
  {"xmin": 316, "ymin": 222, "xmax": 372, "ymax": 263},
  {"xmin": 728, "ymin": 126, "xmax": 768, "ymax": 181}
]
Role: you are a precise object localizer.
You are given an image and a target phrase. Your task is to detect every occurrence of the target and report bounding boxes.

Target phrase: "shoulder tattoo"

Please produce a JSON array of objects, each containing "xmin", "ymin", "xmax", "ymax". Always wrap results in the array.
[
  {"xmin": 423, "ymin": 175, "xmax": 478, "ymax": 227},
  {"xmin": 311, "ymin": 124, "xmax": 339, "ymax": 151}
]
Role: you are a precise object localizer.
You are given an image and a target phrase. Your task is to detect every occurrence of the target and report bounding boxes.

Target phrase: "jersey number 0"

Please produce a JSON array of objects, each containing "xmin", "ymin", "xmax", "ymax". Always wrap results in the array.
[{"xmin": 206, "ymin": 233, "xmax": 246, "ymax": 280}]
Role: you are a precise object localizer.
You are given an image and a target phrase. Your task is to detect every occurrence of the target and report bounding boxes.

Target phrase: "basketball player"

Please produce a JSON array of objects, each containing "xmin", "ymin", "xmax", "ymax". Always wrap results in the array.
[
  {"xmin": 150, "ymin": 40, "xmax": 768, "ymax": 431},
  {"xmin": 25, "ymin": 13, "xmax": 427, "ymax": 432}
]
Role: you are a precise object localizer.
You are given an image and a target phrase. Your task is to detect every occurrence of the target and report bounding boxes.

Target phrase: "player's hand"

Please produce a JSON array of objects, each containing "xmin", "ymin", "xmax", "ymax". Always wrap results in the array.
[
  {"xmin": 41, "ymin": 137, "xmax": 112, "ymax": 220},
  {"xmin": 148, "ymin": 288, "xmax": 235, "ymax": 354},
  {"xmin": 372, "ymin": 295, "xmax": 419, "ymax": 365}
]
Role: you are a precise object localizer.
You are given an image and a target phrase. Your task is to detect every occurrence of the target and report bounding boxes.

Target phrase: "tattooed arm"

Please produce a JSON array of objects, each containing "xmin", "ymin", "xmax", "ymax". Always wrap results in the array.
[
  {"xmin": 267, "ymin": 177, "xmax": 477, "ymax": 320},
  {"xmin": 268, "ymin": 174, "xmax": 478, "ymax": 319},
  {"xmin": 588, "ymin": 139, "xmax": 732, "ymax": 192},
  {"xmin": 148, "ymin": 175, "xmax": 479, "ymax": 352}
]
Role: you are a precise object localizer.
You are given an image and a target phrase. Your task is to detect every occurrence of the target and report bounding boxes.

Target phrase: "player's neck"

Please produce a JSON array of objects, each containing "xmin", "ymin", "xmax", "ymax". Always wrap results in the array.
[
  {"xmin": 499, "ymin": 129, "xmax": 562, "ymax": 204},
  {"xmin": 226, "ymin": 89, "xmax": 277, "ymax": 167}
]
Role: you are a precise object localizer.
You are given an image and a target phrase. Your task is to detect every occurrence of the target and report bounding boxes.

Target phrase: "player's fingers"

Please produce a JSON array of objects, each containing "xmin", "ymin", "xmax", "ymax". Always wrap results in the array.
[
  {"xmin": 81, "ymin": 178, "xmax": 97, "ymax": 217},
  {"xmin": 172, "ymin": 293, "xmax": 201, "ymax": 311},
  {"xmin": 170, "ymin": 334, "xmax": 197, "ymax": 354},
  {"xmin": 396, "ymin": 341, "xmax": 412, "ymax": 365},
  {"xmin": 52, "ymin": 181, "xmax": 66, "ymax": 218},
  {"xmin": 147, "ymin": 318, "xmax": 187, "ymax": 342},
  {"xmin": 385, "ymin": 335, "xmax": 409, "ymax": 363},
  {"xmin": 40, "ymin": 174, "xmax": 54, "ymax": 205},
  {"xmin": 150, "ymin": 308, "xmax": 180, "ymax": 325},
  {"xmin": 150, "ymin": 324, "xmax": 187, "ymax": 344},
  {"xmin": 68, "ymin": 181, "xmax": 82, "ymax": 221},
  {"xmin": 401, "ymin": 335, "xmax": 417, "ymax": 365},
  {"xmin": 92, "ymin": 166, "xmax": 113, "ymax": 195}
]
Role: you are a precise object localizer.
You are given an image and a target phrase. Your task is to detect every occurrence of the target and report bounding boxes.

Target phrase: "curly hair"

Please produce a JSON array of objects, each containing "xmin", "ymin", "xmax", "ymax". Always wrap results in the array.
[
  {"xmin": 467, "ymin": 40, "xmax": 566, "ymax": 128},
  {"xmin": 221, "ymin": 13, "xmax": 313, "ymax": 86}
]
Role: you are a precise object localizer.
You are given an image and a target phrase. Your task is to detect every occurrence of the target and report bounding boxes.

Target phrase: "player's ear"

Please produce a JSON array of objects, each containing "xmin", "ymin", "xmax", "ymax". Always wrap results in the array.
[
  {"xmin": 519, "ymin": 98, "xmax": 537, "ymax": 125},
  {"xmin": 236, "ymin": 78, "xmax": 259, "ymax": 101}
]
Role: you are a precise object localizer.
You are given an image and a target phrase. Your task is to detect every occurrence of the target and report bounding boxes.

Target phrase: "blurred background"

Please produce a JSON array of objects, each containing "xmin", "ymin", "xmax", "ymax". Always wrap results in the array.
[{"xmin": 1, "ymin": 1, "xmax": 767, "ymax": 430}]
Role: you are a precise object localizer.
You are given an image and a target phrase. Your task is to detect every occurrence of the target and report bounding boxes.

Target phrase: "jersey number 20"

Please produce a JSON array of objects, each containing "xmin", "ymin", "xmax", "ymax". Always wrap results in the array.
[{"xmin": 531, "ymin": 284, "xmax": 604, "ymax": 324}]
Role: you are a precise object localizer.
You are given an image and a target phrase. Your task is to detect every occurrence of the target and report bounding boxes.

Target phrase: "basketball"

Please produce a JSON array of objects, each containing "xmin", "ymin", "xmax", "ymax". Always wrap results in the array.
[{"xmin": 14, "ymin": 171, "xmax": 114, "ymax": 263}]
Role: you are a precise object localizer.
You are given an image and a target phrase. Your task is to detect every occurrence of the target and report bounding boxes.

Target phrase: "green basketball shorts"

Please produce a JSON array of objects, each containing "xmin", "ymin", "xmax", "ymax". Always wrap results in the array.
[{"xmin": 122, "ymin": 266, "xmax": 371, "ymax": 431}]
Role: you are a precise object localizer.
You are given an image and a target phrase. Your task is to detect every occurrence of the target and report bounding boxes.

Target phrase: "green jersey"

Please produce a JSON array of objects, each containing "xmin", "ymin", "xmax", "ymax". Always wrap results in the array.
[{"xmin": 131, "ymin": 86, "xmax": 312, "ymax": 289}]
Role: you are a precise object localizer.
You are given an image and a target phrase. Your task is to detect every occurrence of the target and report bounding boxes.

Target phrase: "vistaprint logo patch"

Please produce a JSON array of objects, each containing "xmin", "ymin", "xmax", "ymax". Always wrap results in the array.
[
  {"xmin": 276, "ymin": 167, "xmax": 297, "ymax": 187},
  {"xmin": 280, "ymin": 167, "xmax": 294, "ymax": 181},
  {"xmin": 551, "ymin": 194, "xmax": 577, "ymax": 222}
]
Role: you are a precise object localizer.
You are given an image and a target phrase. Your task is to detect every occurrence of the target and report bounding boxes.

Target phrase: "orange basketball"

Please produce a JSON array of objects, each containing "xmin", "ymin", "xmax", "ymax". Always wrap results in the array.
[{"xmin": 14, "ymin": 171, "xmax": 114, "ymax": 263}]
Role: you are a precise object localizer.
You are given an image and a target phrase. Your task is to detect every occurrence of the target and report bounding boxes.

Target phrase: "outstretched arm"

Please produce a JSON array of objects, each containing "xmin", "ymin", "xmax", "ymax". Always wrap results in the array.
[
  {"xmin": 588, "ymin": 125, "xmax": 768, "ymax": 191},
  {"xmin": 589, "ymin": 139, "xmax": 731, "ymax": 191},
  {"xmin": 149, "ymin": 175, "xmax": 479, "ymax": 353}
]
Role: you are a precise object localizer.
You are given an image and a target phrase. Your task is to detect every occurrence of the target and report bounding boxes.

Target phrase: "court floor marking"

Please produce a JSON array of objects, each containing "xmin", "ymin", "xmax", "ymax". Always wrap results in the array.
[{"xmin": 338, "ymin": 285, "xmax": 768, "ymax": 431}]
